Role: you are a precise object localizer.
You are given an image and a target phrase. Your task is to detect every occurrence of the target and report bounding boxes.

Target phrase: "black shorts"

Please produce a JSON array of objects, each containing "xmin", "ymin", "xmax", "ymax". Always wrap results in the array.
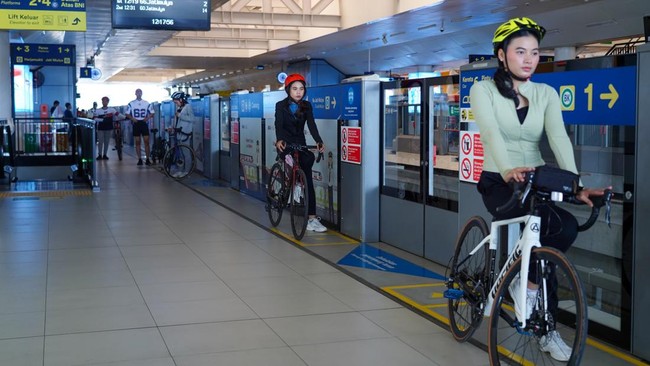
[{"xmin": 133, "ymin": 121, "xmax": 149, "ymax": 137}]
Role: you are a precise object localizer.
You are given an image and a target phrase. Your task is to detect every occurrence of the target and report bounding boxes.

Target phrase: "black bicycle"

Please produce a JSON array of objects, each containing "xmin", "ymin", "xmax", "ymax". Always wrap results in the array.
[
  {"xmin": 150, "ymin": 128, "xmax": 167, "ymax": 164},
  {"xmin": 266, "ymin": 144, "xmax": 322, "ymax": 240},
  {"xmin": 113, "ymin": 121, "xmax": 123, "ymax": 161},
  {"xmin": 162, "ymin": 128, "xmax": 195, "ymax": 180}
]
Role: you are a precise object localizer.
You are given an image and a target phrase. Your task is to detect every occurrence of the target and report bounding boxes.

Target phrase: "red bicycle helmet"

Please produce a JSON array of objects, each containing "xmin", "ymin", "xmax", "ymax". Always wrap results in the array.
[{"xmin": 284, "ymin": 73, "xmax": 305, "ymax": 88}]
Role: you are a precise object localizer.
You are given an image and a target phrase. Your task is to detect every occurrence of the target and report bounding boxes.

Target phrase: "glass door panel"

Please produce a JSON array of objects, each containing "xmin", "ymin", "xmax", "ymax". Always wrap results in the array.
[
  {"xmin": 426, "ymin": 76, "xmax": 460, "ymax": 211},
  {"xmin": 382, "ymin": 81, "xmax": 423, "ymax": 202}
]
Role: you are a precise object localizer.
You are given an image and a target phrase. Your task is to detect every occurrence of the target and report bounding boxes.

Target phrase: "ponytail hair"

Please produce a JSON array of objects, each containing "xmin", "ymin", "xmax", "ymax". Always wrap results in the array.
[{"xmin": 493, "ymin": 64, "xmax": 519, "ymax": 108}]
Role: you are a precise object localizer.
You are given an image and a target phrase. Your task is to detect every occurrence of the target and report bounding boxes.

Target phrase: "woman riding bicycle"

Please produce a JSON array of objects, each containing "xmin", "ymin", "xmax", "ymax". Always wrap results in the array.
[
  {"xmin": 274, "ymin": 73, "xmax": 327, "ymax": 233},
  {"xmin": 470, "ymin": 17, "xmax": 608, "ymax": 361}
]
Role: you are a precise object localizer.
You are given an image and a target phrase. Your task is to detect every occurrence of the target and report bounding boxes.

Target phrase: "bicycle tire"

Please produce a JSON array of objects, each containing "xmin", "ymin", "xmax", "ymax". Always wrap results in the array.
[
  {"xmin": 488, "ymin": 246, "xmax": 587, "ymax": 366},
  {"xmin": 290, "ymin": 169, "xmax": 309, "ymax": 240},
  {"xmin": 115, "ymin": 133, "xmax": 123, "ymax": 161},
  {"xmin": 447, "ymin": 216, "xmax": 490, "ymax": 342},
  {"xmin": 163, "ymin": 144, "xmax": 195, "ymax": 180},
  {"xmin": 266, "ymin": 162, "xmax": 285, "ymax": 227}
]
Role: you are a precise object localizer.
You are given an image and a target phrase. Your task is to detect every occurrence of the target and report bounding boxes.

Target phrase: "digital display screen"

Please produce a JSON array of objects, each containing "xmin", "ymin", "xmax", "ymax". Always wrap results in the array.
[{"xmin": 112, "ymin": 0, "xmax": 211, "ymax": 31}]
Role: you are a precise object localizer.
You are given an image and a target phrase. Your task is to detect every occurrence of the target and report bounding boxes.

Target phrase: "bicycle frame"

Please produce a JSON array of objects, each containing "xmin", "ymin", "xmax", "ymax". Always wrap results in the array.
[{"xmin": 468, "ymin": 214, "xmax": 545, "ymax": 328}]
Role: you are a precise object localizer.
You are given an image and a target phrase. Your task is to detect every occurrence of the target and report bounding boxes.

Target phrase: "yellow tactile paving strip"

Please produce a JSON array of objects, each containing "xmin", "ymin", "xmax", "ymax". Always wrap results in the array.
[{"xmin": 0, "ymin": 190, "xmax": 92, "ymax": 198}]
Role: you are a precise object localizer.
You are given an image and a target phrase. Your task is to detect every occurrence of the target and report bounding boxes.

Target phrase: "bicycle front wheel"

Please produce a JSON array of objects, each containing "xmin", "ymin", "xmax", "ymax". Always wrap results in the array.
[
  {"xmin": 290, "ymin": 169, "xmax": 309, "ymax": 240},
  {"xmin": 163, "ymin": 145, "xmax": 195, "ymax": 180},
  {"xmin": 488, "ymin": 246, "xmax": 587, "ymax": 366},
  {"xmin": 447, "ymin": 216, "xmax": 490, "ymax": 342},
  {"xmin": 266, "ymin": 163, "xmax": 285, "ymax": 227},
  {"xmin": 115, "ymin": 133, "xmax": 123, "ymax": 161}
]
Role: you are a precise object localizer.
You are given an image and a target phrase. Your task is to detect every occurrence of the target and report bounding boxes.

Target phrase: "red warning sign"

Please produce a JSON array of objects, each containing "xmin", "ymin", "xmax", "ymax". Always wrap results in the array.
[
  {"xmin": 461, "ymin": 133, "xmax": 472, "ymax": 155},
  {"xmin": 461, "ymin": 158, "xmax": 472, "ymax": 180}
]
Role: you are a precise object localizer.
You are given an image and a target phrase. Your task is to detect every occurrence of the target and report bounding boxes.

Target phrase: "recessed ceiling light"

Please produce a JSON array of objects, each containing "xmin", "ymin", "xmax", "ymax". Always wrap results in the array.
[{"xmin": 417, "ymin": 23, "xmax": 437, "ymax": 31}]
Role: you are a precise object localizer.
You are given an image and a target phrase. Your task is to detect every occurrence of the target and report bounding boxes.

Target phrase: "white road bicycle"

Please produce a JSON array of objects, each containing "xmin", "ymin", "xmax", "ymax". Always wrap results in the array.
[{"xmin": 444, "ymin": 167, "xmax": 612, "ymax": 365}]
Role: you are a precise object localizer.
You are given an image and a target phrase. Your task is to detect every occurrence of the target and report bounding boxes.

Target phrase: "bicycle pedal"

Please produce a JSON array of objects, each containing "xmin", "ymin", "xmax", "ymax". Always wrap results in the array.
[{"xmin": 443, "ymin": 288, "xmax": 464, "ymax": 300}]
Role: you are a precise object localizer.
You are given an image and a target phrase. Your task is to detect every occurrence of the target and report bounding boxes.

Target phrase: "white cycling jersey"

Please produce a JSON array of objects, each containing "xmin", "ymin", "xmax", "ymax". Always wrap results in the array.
[{"xmin": 126, "ymin": 99, "xmax": 154, "ymax": 121}]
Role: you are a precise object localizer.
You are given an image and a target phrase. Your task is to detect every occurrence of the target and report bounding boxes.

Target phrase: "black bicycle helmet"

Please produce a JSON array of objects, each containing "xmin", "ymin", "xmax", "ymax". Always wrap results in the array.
[{"xmin": 171, "ymin": 91, "xmax": 188, "ymax": 102}]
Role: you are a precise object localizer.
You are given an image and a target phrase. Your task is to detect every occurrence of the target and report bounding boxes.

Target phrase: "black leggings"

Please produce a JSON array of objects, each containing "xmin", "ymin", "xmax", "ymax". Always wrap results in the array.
[{"xmin": 298, "ymin": 150, "xmax": 317, "ymax": 215}]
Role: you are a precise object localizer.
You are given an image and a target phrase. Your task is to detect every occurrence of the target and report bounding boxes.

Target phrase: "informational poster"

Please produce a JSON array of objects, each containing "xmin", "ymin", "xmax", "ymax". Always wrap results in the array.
[
  {"xmin": 0, "ymin": 0, "xmax": 87, "ymax": 31},
  {"xmin": 341, "ymin": 126, "xmax": 361, "ymax": 165}
]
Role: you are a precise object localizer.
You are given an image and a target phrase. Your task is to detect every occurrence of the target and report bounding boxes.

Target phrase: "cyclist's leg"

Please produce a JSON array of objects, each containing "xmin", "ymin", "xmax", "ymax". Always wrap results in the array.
[
  {"xmin": 134, "ymin": 123, "xmax": 142, "ymax": 161},
  {"xmin": 142, "ymin": 124, "xmax": 151, "ymax": 163},
  {"xmin": 298, "ymin": 150, "xmax": 316, "ymax": 215},
  {"xmin": 532, "ymin": 204, "xmax": 579, "ymax": 329}
]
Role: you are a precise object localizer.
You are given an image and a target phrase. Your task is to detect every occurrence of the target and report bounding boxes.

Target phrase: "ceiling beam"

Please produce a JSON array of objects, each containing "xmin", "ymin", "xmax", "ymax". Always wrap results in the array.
[
  {"xmin": 175, "ymin": 28, "xmax": 300, "ymax": 41},
  {"xmin": 212, "ymin": 10, "xmax": 340, "ymax": 28}
]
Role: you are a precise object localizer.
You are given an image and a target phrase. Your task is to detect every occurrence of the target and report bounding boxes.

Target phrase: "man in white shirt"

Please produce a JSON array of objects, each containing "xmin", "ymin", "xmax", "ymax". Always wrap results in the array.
[{"xmin": 126, "ymin": 89, "xmax": 155, "ymax": 166}]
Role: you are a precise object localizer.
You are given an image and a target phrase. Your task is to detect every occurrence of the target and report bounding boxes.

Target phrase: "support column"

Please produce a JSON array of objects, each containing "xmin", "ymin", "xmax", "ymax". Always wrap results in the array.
[
  {"xmin": 0, "ymin": 31, "xmax": 12, "ymax": 129},
  {"xmin": 554, "ymin": 46, "xmax": 576, "ymax": 61}
]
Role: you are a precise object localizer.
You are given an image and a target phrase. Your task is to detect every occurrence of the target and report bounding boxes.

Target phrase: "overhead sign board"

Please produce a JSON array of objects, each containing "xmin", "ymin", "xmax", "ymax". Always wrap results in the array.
[
  {"xmin": 0, "ymin": 0, "xmax": 86, "ymax": 31},
  {"xmin": 112, "ymin": 0, "xmax": 211, "ymax": 31},
  {"xmin": 11, "ymin": 43, "xmax": 76, "ymax": 67}
]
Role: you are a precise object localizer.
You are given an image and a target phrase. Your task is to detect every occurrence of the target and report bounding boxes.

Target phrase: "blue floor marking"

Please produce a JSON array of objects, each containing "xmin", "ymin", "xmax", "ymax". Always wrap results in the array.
[{"xmin": 337, "ymin": 243, "xmax": 446, "ymax": 280}]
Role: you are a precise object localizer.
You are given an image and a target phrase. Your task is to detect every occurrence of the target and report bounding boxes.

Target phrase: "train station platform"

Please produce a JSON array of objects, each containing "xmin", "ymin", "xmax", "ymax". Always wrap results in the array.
[{"xmin": 0, "ymin": 146, "xmax": 646, "ymax": 366}]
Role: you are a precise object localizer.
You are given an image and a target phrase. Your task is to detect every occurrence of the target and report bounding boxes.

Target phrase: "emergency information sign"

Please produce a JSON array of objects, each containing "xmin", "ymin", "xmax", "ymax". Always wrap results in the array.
[
  {"xmin": 341, "ymin": 126, "xmax": 361, "ymax": 164},
  {"xmin": 0, "ymin": 0, "xmax": 87, "ymax": 31}
]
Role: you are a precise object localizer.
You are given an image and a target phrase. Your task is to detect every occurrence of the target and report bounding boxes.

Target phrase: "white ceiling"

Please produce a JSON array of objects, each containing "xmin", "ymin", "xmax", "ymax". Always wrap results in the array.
[{"xmin": 10, "ymin": 0, "xmax": 650, "ymax": 93}]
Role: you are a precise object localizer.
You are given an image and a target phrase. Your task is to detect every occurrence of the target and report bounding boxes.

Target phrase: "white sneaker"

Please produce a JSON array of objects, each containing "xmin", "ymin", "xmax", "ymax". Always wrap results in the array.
[
  {"xmin": 293, "ymin": 184, "xmax": 302, "ymax": 203},
  {"xmin": 508, "ymin": 274, "xmax": 537, "ymax": 321},
  {"xmin": 307, "ymin": 217, "xmax": 327, "ymax": 232},
  {"xmin": 539, "ymin": 330, "xmax": 572, "ymax": 361}
]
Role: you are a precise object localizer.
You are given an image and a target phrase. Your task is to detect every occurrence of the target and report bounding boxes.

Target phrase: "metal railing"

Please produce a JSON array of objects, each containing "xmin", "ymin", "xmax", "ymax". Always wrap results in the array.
[{"xmin": 13, "ymin": 117, "xmax": 73, "ymax": 156}]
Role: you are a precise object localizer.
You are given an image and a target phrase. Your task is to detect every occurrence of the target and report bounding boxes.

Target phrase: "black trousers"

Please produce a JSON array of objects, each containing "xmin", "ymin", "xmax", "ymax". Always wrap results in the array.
[{"xmin": 297, "ymin": 150, "xmax": 317, "ymax": 216}]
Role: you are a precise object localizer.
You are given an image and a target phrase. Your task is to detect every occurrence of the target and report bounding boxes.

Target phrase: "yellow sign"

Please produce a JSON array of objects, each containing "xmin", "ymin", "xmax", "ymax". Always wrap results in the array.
[
  {"xmin": 0, "ymin": 9, "xmax": 86, "ymax": 31},
  {"xmin": 560, "ymin": 85, "xmax": 575, "ymax": 111}
]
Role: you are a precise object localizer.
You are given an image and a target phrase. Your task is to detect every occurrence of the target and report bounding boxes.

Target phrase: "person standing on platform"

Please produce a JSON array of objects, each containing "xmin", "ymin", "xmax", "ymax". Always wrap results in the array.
[
  {"xmin": 50, "ymin": 100, "xmax": 64, "ymax": 118},
  {"xmin": 93, "ymin": 96, "xmax": 120, "ymax": 160},
  {"xmin": 171, "ymin": 92, "xmax": 194, "ymax": 134},
  {"xmin": 126, "ymin": 88, "xmax": 155, "ymax": 166}
]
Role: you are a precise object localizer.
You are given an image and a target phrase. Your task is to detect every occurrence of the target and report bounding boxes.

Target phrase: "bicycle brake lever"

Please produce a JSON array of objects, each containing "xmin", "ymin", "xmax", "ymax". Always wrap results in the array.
[
  {"xmin": 520, "ymin": 181, "xmax": 532, "ymax": 207},
  {"xmin": 603, "ymin": 190, "xmax": 613, "ymax": 228}
]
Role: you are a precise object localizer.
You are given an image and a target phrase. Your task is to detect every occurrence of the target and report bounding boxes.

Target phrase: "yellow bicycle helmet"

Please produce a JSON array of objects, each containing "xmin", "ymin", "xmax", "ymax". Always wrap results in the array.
[{"xmin": 492, "ymin": 17, "xmax": 546, "ymax": 53}]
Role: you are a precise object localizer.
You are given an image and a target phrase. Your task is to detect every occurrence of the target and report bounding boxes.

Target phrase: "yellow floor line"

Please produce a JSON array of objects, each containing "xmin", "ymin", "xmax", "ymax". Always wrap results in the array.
[
  {"xmin": 269, "ymin": 227, "xmax": 358, "ymax": 247},
  {"xmin": 587, "ymin": 338, "xmax": 650, "ymax": 366},
  {"xmin": 386, "ymin": 283, "xmax": 647, "ymax": 365}
]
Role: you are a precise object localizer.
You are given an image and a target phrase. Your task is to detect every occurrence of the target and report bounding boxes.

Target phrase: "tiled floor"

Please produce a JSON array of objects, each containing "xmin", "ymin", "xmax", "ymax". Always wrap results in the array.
[{"xmin": 0, "ymin": 152, "xmax": 487, "ymax": 366}]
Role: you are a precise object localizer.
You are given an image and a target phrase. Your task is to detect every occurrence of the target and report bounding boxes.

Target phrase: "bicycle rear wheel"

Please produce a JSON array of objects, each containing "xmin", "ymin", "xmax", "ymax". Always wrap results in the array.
[
  {"xmin": 163, "ymin": 145, "xmax": 195, "ymax": 180},
  {"xmin": 488, "ymin": 246, "xmax": 587, "ymax": 366},
  {"xmin": 266, "ymin": 162, "xmax": 285, "ymax": 227},
  {"xmin": 446, "ymin": 216, "xmax": 490, "ymax": 342},
  {"xmin": 115, "ymin": 132, "xmax": 123, "ymax": 161},
  {"xmin": 290, "ymin": 169, "xmax": 309, "ymax": 240}
]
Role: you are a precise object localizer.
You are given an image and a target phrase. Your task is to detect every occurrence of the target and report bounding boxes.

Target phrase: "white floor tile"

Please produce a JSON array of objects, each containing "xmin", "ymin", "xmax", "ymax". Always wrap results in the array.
[
  {"xmin": 46, "ymin": 304, "xmax": 155, "ymax": 334},
  {"xmin": 160, "ymin": 319, "xmax": 285, "ymax": 356},
  {"xmin": 0, "ymin": 337, "xmax": 43, "ymax": 366},
  {"xmin": 44, "ymin": 328, "xmax": 170, "ymax": 366},
  {"xmin": 266, "ymin": 312, "xmax": 391, "ymax": 346},
  {"xmin": 174, "ymin": 347, "xmax": 307, "ymax": 366},
  {"xmin": 292, "ymin": 337, "xmax": 438, "ymax": 366}
]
